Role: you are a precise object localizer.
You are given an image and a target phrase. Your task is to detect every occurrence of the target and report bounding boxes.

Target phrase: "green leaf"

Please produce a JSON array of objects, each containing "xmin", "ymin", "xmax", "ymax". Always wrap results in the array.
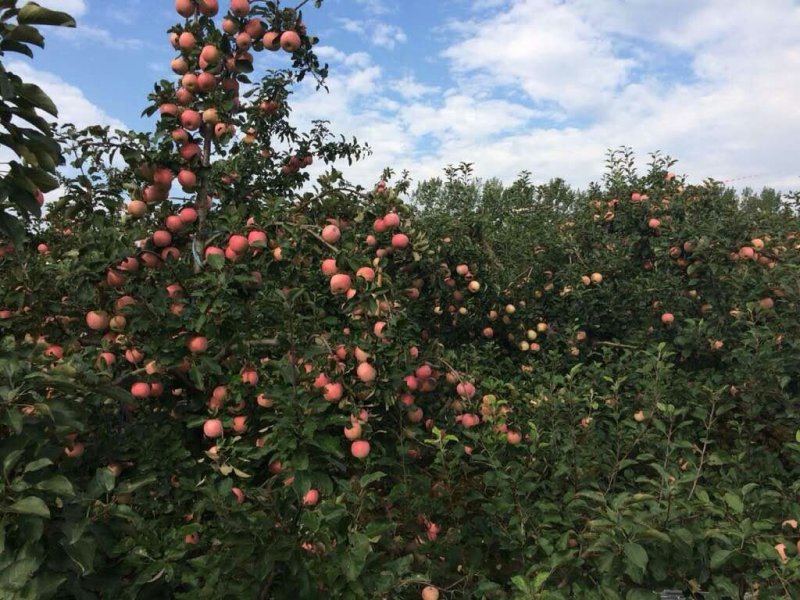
[
  {"xmin": 2, "ymin": 448, "xmax": 24, "ymax": 477},
  {"xmin": 22, "ymin": 458, "xmax": 53, "ymax": 474},
  {"xmin": 0, "ymin": 556, "xmax": 40, "ymax": 591},
  {"xmin": 34, "ymin": 475, "xmax": 74, "ymax": 496},
  {"xmin": 710, "ymin": 548, "xmax": 734, "ymax": 569},
  {"xmin": 0, "ymin": 39, "xmax": 34, "ymax": 57},
  {"xmin": 3, "ymin": 407, "xmax": 22, "ymax": 434},
  {"xmin": 359, "ymin": 471, "xmax": 386, "ymax": 488},
  {"xmin": 17, "ymin": 2, "xmax": 76, "ymax": 27},
  {"xmin": 0, "ymin": 210, "xmax": 24, "ymax": 247},
  {"xmin": 624, "ymin": 542, "xmax": 648, "ymax": 571},
  {"xmin": 343, "ymin": 531, "xmax": 371, "ymax": 582},
  {"xmin": 16, "ymin": 82, "xmax": 57, "ymax": 116},
  {"xmin": 64, "ymin": 537, "xmax": 96, "ymax": 575},
  {"xmin": 86, "ymin": 467, "xmax": 115, "ymax": 498},
  {"xmin": 8, "ymin": 496, "xmax": 50, "ymax": 518},
  {"xmin": 207, "ymin": 252, "xmax": 224, "ymax": 270},
  {"xmin": 95, "ymin": 384, "xmax": 133, "ymax": 404},
  {"xmin": 61, "ymin": 518, "xmax": 87, "ymax": 545},
  {"xmin": 115, "ymin": 475, "xmax": 156, "ymax": 494},
  {"xmin": 4, "ymin": 23, "xmax": 44, "ymax": 47},
  {"xmin": 722, "ymin": 492, "xmax": 743, "ymax": 514}
]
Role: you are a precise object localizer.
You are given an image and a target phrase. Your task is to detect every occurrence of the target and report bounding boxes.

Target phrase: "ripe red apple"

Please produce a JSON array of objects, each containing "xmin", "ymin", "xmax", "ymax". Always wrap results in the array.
[
  {"xmin": 106, "ymin": 269, "xmax": 125, "ymax": 287},
  {"xmin": 198, "ymin": 0, "xmax": 219, "ymax": 15},
  {"xmin": 159, "ymin": 102, "xmax": 178, "ymax": 117},
  {"xmin": 356, "ymin": 266, "xmax": 375, "ymax": 281},
  {"xmin": 222, "ymin": 17, "xmax": 239, "ymax": 34},
  {"xmin": 351, "ymin": 440, "xmax": 371, "ymax": 459},
  {"xmin": 197, "ymin": 72, "xmax": 217, "ymax": 92},
  {"xmin": 232, "ymin": 415, "xmax": 247, "ymax": 433},
  {"xmin": 303, "ymin": 489, "xmax": 320, "ymax": 506},
  {"xmin": 661, "ymin": 312, "xmax": 674, "ymax": 325},
  {"xmin": 171, "ymin": 57, "xmax": 189, "ymax": 74},
  {"xmin": 321, "ymin": 258, "xmax": 338, "ymax": 276},
  {"xmin": 200, "ymin": 44, "xmax": 220, "ymax": 65},
  {"xmin": 391, "ymin": 233, "xmax": 409, "ymax": 249},
  {"xmin": 178, "ymin": 31, "xmax": 196, "ymax": 51},
  {"xmin": 421, "ymin": 586, "xmax": 440, "ymax": 600},
  {"xmin": 178, "ymin": 141, "xmax": 201, "ymax": 161},
  {"xmin": 330, "ymin": 273, "xmax": 352, "ymax": 295},
  {"xmin": 356, "ymin": 362, "xmax": 377, "ymax": 383},
  {"xmin": 176, "ymin": 0, "xmax": 195, "ymax": 17},
  {"xmin": 86, "ymin": 310, "xmax": 109, "ymax": 330},
  {"xmin": 152, "ymin": 230, "xmax": 172, "ymax": 248},
  {"xmin": 247, "ymin": 230, "xmax": 267, "ymax": 247},
  {"xmin": 230, "ymin": 0, "xmax": 249, "ymax": 17},
  {"xmin": 187, "ymin": 336, "xmax": 208, "ymax": 353},
  {"xmin": 455, "ymin": 381, "xmax": 475, "ymax": 399},
  {"xmin": 262, "ymin": 31, "xmax": 280, "ymax": 50},
  {"xmin": 180, "ymin": 109, "xmax": 202, "ymax": 131},
  {"xmin": 383, "ymin": 212, "xmax": 400, "ymax": 228},
  {"xmin": 131, "ymin": 382, "xmax": 151, "ymax": 398},
  {"xmin": 244, "ymin": 18, "xmax": 264, "ymax": 38},
  {"xmin": 323, "ymin": 382, "xmax": 343, "ymax": 402},
  {"xmin": 256, "ymin": 393, "xmax": 273, "ymax": 408},
  {"xmin": 117, "ymin": 256, "xmax": 139, "ymax": 272},
  {"xmin": 241, "ymin": 367, "xmax": 258, "ymax": 385},
  {"xmin": 235, "ymin": 31, "xmax": 252, "ymax": 49},
  {"xmin": 64, "ymin": 443, "xmax": 85, "ymax": 458},
  {"xmin": 344, "ymin": 421, "xmax": 362, "ymax": 440},
  {"xmin": 203, "ymin": 418, "xmax": 223, "ymax": 438},
  {"xmin": 178, "ymin": 206, "xmax": 198, "ymax": 224},
  {"xmin": 43, "ymin": 344, "xmax": 62, "ymax": 359},
  {"xmin": 228, "ymin": 234, "xmax": 249, "ymax": 254},
  {"xmin": 109, "ymin": 315, "xmax": 126, "ymax": 332},
  {"xmin": 321, "ymin": 224, "xmax": 341, "ymax": 243},
  {"xmin": 280, "ymin": 30, "xmax": 302, "ymax": 52},
  {"xmin": 98, "ymin": 352, "xmax": 115, "ymax": 367},
  {"xmin": 127, "ymin": 200, "xmax": 147, "ymax": 217}
]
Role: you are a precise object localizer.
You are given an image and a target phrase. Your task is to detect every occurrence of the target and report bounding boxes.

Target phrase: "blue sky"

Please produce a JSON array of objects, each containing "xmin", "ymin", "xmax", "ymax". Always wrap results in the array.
[{"xmin": 16, "ymin": 0, "xmax": 800, "ymax": 191}]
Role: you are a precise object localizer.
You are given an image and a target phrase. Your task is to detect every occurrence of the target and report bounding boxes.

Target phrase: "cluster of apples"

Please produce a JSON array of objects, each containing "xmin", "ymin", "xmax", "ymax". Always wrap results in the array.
[{"xmin": 320, "ymin": 210, "xmax": 409, "ymax": 298}]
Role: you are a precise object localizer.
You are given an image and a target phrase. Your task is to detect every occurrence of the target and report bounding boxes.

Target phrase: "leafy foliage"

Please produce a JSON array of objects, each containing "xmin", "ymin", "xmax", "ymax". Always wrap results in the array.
[
  {"xmin": 1, "ymin": 1, "xmax": 800, "ymax": 599},
  {"xmin": 0, "ymin": 1, "xmax": 75, "ymax": 244}
]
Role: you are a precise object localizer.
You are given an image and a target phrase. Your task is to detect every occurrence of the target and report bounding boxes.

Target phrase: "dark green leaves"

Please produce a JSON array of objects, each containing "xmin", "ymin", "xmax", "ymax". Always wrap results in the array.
[
  {"xmin": 7, "ymin": 496, "xmax": 50, "ymax": 518},
  {"xmin": 17, "ymin": 2, "xmax": 76, "ymax": 27}
]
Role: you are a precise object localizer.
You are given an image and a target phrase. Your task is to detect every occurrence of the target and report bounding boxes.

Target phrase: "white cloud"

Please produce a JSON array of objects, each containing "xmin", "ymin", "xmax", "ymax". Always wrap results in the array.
[
  {"xmin": 353, "ymin": 0, "xmax": 396, "ymax": 16},
  {"xmin": 442, "ymin": 0, "xmax": 634, "ymax": 113},
  {"xmin": 51, "ymin": 24, "xmax": 145, "ymax": 49},
  {"xmin": 339, "ymin": 18, "xmax": 407, "ymax": 49},
  {"xmin": 390, "ymin": 75, "xmax": 440, "ymax": 100},
  {"xmin": 370, "ymin": 22, "xmax": 406, "ymax": 49},
  {"xmin": 295, "ymin": 0, "xmax": 800, "ymax": 193}
]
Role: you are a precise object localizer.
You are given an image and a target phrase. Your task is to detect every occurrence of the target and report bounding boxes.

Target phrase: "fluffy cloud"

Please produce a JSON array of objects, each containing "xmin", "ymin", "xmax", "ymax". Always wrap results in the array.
[
  {"xmin": 339, "ymin": 18, "xmax": 407, "ymax": 49},
  {"xmin": 297, "ymin": 0, "xmax": 800, "ymax": 192},
  {"xmin": 50, "ymin": 24, "xmax": 145, "ymax": 50}
]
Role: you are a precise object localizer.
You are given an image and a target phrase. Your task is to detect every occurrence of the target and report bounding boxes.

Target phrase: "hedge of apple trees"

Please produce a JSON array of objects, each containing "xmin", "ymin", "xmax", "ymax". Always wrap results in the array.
[{"xmin": 1, "ymin": 1, "xmax": 800, "ymax": 598}]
